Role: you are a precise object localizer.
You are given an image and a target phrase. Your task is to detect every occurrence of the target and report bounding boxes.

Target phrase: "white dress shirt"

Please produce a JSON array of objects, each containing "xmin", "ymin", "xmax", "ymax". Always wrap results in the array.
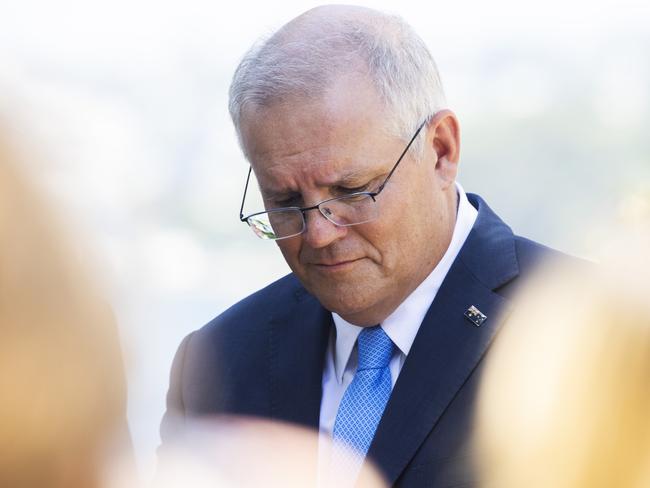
[{"xmin": 318, "ymin": 183, "xmax": 478, "ymax": 448}]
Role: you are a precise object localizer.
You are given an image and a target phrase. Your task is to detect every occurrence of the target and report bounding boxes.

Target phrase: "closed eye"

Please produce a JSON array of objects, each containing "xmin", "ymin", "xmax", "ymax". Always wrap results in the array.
[
  {"xmin": 273, "ymin": 195, "xmax": 302, "ymax": 207},
  {"xmin": 269, "ymin": 180, "xmax": 375, "ymax": 207},
  {"xmin": 336, "ymin": 172, "xmax": 387, "ymax": 195},
  {"xmin": 335, "ymin": 183, "xmax": 370, "ymax": 194}
]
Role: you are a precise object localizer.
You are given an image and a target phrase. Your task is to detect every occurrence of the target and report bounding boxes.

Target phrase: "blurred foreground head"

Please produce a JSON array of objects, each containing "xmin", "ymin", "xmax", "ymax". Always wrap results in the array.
[
  {"xmin": 0, "ymin": 131, "xmax": 129, "ymax": 487},
  {"xmin": 475, "ymin": 226, "xmax": 650, "ymax": 488},
  {"xmin": 155, "ymin": 417, "xmax": 386, "ymax": 488}
]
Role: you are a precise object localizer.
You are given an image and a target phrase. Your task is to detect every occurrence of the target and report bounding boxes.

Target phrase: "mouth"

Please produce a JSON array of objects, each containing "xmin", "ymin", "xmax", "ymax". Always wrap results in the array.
[{"xmin": 312, "ymin": 258, "xmax": 364, "ymax": 272}]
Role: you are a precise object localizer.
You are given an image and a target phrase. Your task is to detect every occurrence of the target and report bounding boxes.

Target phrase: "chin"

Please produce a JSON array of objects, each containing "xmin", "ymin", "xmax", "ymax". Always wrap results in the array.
[
  {"xmin": 313, "ymin": 288, "xmax": 381, "ymax": 325},
  {"xmin": 296, "ymin": 268, "xmax": 388, "ymax": 320},
  {"xmin": 317, "ymin": 292, "xmax": 366, "ymax": 315}
]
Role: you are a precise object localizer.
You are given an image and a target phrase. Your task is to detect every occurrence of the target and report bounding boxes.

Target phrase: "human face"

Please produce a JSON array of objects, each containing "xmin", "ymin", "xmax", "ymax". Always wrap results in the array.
[{"xmin": 239, "ymin": 76, "xmax": 459, "ymax": 326}]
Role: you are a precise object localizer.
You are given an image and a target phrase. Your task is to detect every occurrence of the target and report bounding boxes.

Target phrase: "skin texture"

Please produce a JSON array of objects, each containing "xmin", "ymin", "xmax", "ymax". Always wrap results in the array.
[{"xmin": 240, "ymin": 73, "xmax": 460, "ymax": 326}]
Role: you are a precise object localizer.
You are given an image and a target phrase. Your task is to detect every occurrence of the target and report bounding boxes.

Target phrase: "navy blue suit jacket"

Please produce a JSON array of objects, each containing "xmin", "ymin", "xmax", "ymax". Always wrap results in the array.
[{"xmin": 161, "ymin": 194, "xmax": 565, "ymax": 487}]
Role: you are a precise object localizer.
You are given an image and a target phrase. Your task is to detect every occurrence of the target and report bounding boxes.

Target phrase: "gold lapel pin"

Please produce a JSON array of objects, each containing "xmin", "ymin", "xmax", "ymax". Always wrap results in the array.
[{"xmin": 464, "ymin": 305, "xmax": 487, "ymax": 327}]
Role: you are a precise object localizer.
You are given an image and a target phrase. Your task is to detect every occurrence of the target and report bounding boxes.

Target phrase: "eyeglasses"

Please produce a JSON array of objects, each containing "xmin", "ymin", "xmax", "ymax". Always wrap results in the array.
[{"xmin": 239, "ymin": 121, "xmax": 426, "ymax": 241}]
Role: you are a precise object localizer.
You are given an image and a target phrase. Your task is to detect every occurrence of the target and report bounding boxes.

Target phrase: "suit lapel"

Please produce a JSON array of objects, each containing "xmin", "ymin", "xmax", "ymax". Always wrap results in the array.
[
  {"xmin": 268, "ymin": 286, "xmax": 331, "ymax": 429},
  {"xmin": 367, "ymin": 194, "xmax": 519, "ymax": 484}
]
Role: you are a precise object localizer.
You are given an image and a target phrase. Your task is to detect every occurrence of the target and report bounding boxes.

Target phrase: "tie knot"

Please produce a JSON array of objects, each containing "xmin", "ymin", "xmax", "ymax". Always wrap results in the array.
[{"xmin": 357, "ymin": 326, "xmax": 393, "ymax": 371}]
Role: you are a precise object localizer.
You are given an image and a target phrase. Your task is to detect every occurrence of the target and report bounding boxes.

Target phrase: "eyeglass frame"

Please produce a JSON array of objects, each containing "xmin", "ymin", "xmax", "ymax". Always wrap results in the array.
[{"xmin": 238, "ymin": 119, "xmax": 427, "ymax": 240}]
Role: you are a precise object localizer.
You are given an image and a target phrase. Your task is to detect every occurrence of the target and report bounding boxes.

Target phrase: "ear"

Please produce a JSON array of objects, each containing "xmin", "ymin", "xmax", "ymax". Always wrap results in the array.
[{"xmin": 425, "ymin": 109, "xmax": 460, "ymax": 189}]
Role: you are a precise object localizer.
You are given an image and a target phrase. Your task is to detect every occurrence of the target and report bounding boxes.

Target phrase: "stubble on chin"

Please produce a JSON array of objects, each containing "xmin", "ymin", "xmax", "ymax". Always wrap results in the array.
[{"xmin": 303, "ymin": 267, "xmax": 388, "ymax": 322}]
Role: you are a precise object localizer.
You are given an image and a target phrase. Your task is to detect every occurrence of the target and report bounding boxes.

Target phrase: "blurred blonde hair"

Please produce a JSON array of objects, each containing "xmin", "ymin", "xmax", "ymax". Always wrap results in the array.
[
  {"xmin": 153, "ymin": 417, "xmax": 387, "ymax": 488},
  {"xmin": 475, "ymin": 228, "xmax": 650, "ymax": 488},
  {"xmin": 0, "ymin": 130, "xmax": 128, "ymax": 487}
]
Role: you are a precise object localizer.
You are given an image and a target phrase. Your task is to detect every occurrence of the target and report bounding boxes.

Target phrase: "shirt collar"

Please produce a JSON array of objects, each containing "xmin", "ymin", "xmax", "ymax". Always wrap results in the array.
[{"xmin": 331, "ymin": 182, "xmax": 478, "ymax": 383}]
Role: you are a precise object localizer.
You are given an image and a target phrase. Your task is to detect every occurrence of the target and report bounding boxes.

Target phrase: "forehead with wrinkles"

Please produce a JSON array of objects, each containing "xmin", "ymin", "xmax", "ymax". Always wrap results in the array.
[{"xmin": 240, "ymin": 72, "xmax": 394, "ymax": 195}]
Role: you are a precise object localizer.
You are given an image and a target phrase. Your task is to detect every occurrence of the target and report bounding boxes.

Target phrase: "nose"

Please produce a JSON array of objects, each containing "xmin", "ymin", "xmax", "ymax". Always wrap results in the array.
[{"xmin": 301, "ymin": 207, "xmax": 347, "ymax": 249}]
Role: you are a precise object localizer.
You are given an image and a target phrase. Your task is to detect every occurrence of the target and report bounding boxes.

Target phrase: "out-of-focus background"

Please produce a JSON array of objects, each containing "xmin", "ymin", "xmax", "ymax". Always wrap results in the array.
[{"xmin": 1, "ymin": 0, "xmax": 648, "ymax": 480}]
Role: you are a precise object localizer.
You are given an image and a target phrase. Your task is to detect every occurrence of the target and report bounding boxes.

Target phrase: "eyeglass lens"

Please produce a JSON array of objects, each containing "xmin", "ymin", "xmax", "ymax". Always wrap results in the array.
[{"xmin": 247, "ymin": 193, "xmax": 379, "ymax": 240}]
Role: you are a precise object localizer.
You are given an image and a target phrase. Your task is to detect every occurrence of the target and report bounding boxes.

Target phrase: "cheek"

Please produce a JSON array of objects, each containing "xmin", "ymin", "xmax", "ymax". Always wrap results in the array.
[
  {"xmin": 375, "ymin": 190, "xmax": 437, "ymax": 265},
  {"xmin": 277, "ymin": 240, "xmax": 302, "ymax": 269},
  {"xmin": 357, "ymin": 216, "xmax": 404, "ymax": 273}
]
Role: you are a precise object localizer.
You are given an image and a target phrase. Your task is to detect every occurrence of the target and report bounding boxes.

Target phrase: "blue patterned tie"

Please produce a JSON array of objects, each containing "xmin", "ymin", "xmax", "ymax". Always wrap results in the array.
[{"xmin": 331, "ymin": 325, "xmax": 394, "ymax": 474}]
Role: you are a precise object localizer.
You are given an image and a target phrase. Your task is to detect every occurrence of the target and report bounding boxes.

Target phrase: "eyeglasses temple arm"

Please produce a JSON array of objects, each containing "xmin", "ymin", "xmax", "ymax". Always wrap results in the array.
[
  {"xmin": 239, "ymin": 166, "xmax": 253, "ymax": 221},
  {"xmin": 376, "ymin": 120, "xmax": 427, "ymax": 194}
]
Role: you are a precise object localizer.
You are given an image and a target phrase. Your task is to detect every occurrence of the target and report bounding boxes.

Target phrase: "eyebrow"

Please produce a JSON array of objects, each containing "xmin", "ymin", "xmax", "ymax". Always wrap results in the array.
[
  {"xmin": 260, "ymin": 167, "xmax": 382, "ymax": 200},
  {"xmin": 261, "ymin": 188, "xmax": 299, "ymax": 201},
  {"xmin": 336, "ymin": 169, "xmax": 377, "ymax": 185}
]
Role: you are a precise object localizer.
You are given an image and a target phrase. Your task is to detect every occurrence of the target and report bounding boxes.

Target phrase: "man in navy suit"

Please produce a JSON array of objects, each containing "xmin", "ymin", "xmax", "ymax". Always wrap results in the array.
[{"xmin": 161, "ymin": 5, "xmax": 566, "ymax": 487}]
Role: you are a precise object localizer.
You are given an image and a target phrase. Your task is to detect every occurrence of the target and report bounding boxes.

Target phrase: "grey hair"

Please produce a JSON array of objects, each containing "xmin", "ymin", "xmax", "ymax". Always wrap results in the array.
[{"xmin": 228, "ymin": 7, "xmax": 447, "ymax": 157}]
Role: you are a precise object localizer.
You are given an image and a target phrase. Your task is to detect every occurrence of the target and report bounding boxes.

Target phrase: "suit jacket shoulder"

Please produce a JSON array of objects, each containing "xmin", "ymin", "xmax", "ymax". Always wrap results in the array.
[{"xmin": 161, "ymin": 271, "xmax": 331, "ymax": 445}]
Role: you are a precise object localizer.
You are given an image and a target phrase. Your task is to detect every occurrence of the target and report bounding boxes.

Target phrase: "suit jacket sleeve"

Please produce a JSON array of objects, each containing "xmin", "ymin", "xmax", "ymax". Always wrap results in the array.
[{"xmin": 160, "ymin": 331, "xmax": 193, "ymax": 445}]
